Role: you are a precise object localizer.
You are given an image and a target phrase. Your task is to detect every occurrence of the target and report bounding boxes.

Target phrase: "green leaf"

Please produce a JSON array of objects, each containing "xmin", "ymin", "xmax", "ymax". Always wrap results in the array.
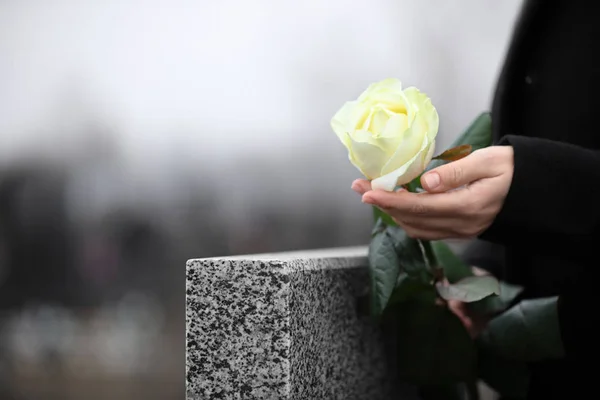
[
  {"xmin": 382, "ymin": 301, "xmax": 477, "ymax": 385},
  {"xmin": 497, "ymin": 281, "xmax": 524, "ymax": 304},
  {"xmin": 428, "ymin": 112, "xmax": 492, "ymax": 171},
  {"xmin": 372, "ymin": 206, "xmax": 397, "ymax": 227},
  {"xmin": 469, "ymin": 281, "xmax": 524, "ymax": 315},
  {"xmin": 405, "ymin": 178, "xmax": 423, "ymax": 193},
  {"xmin": 371, "ymin": 216, "xmax": 385, "ymax": 237},
  {"xmin": 435, "ymin": 276, "xmax": 500, "ymax": 302},
  {"xmin": 432, "ymin": 144, "xmax": 473, "ymax": 162},
  {"xmin": 430, "ymin": 240, "xmax": 472, "ymax": 283},
  {"xmin": 389, "ymin": 272, "xmax": 437, "ymax": 305},
  {"xmin": 387, "ymin": 226, "xmax": 431, "ymax": 283},
  {"xmin": 407, "ymin": 112, "xmax": 492, "ymax": 191},
  {"xmin": 368, "ymin": 229, "xmax": 401, "ymax": 316},
  {"xmin": 478, "ymin": 296, "xmax": 564, "ymax": 362}
]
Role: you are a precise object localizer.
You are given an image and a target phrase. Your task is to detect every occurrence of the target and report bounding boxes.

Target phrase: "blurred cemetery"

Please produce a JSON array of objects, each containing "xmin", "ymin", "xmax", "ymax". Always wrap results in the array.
[{"xmin": 0, "ymin": 0, "xmax": 520, "ymax": 398}]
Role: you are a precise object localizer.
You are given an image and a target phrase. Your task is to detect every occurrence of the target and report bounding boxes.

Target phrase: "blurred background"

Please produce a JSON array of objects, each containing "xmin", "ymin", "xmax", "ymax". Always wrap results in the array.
[{"xmin": 0, "ymin": 0, "xmax": 520, "ymax": 399}]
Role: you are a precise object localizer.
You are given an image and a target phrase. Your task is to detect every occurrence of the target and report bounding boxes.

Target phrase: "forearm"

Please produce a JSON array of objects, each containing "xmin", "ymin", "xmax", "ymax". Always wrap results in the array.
[{"xmin": 480, "ymin": 135, "xmax": 600, "ymax": 245}]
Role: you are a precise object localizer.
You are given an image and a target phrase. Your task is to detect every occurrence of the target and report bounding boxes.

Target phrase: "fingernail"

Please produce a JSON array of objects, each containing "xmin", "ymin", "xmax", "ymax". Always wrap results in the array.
[
  {"xmin": 424, "ymin": 172, "xmax": 440, "ymax": 189},
  {"xmin": 362, "ymin": 196, "xmax": 374, "ymax": 204}
]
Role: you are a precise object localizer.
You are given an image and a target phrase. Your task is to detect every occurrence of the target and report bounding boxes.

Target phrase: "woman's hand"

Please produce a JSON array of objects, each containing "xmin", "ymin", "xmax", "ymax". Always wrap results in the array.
[{"xmin": 352, "ymin": 146, "xmax": 514, "ymax": 240}]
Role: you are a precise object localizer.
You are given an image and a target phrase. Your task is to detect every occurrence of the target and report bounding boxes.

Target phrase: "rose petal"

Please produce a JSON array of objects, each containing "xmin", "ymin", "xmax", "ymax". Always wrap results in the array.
[
  {"xmin": 404, "ymin": 87, "xmax": 439, "ymax": 142},
  {"xmin": 381, "ymin": 113, "xmax": 409, "ymax": 139},
  {"xmin": 350, "ymin": 128, "xmax": 399, "ymax": 156},
  {"xmin": 346, "ymin": 132, "xmax": 389, "ymax": 180},
  {"xmin": 426, "ymin": 106, "xmax": 440, "ymax": 142},
  {"xmin": 368, "ymin": 108, "xmax": 390, "ymax": 136},
  {"xmin": 331, "ymin": 80, "xmax": 439, "ymax": 187},
  {"xmin": 371, "ymin": 139, "xmax": 436, "ymax": 191},
  {"xmin": 331, "ymin": 101, "xmax": 356, "ymax": 140},
  {"xmin": 331, "ymin": 101, "xmax": 369, "ymax": 143},
  {"xmin": 366, "ymin": 113, "xmax": 408, "ymax": 157},
  {"xmin": 358, "ymin": 78, "xmax": 403, "ymax": 102},
  {"xmin": 380, "ymin": 113, "xmax": 428, "ymax": 176}
]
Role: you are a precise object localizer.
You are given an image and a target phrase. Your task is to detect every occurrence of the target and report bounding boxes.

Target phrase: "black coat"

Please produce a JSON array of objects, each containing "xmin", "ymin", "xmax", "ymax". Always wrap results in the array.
[{"xmin": 476, "ymin": 0, "xmax": 600, "ymax": 397}]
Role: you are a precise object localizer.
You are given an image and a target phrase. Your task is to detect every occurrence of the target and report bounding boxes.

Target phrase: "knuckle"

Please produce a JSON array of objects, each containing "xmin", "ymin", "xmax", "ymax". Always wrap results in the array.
[
  {"xmin": 476, "ymin": 147, "xmax": 496, "ymax": 161},
  {"xmin": 477, "ymin": 148, "xmax": 505, "ymax": 172},
  {"xmin": 450, "ymin": 165, "xmax": 464, "ymax": 186},
  {"xmin": 410, "ymin": 203, "xmax": 429, "ymax": 215}
]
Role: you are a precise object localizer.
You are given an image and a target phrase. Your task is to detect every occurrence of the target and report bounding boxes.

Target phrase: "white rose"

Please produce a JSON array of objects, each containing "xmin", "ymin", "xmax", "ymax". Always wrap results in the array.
[{"xmin": 331, "ymin": 78, "xmax": 439, "ymax": 191}]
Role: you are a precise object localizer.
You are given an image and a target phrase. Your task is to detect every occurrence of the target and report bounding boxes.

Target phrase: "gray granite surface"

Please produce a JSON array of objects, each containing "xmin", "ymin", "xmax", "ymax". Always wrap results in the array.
[{"xmin": 186, "ymin": 246, "xmax": 419, "ymax": 400}]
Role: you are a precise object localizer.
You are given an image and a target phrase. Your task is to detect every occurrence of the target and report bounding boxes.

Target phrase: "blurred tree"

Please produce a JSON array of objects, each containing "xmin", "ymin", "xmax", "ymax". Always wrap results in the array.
[{"xmin": 0, "ymin": 165, "xmax": 89, "ymax": 310}]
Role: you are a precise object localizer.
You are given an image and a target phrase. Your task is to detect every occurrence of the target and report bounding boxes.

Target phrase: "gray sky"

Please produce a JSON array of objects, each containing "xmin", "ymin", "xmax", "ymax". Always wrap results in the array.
[
  {"xmin": 0, "ymin": 0, "xmax": 524, "ymax": 242},
  {"xmin": 0, "ymin": 0, "xmax": 520, "ymax": 159}
]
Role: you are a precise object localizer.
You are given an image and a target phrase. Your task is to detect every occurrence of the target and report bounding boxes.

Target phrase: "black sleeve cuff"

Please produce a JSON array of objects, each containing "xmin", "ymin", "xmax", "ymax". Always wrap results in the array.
[{"xmin": 480, "ymin": 135, "xmax": 600, "ymax": 245}]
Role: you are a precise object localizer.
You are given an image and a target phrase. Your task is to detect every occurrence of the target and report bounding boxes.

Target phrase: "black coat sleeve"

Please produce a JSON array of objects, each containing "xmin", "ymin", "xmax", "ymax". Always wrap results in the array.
[
  {"xmin": 480, "ymin": 134, "xmax": 600, "ymax": 364},
  {"xmin": 480, "ymin": 134, "xmax": 600, "ymax": 244}
]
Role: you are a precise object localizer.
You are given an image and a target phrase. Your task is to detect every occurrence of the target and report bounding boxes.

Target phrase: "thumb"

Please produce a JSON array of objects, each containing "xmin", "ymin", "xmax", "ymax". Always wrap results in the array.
[{"xmin": 421, "ymin": 150, "xmax": 495, "ymax": 193}]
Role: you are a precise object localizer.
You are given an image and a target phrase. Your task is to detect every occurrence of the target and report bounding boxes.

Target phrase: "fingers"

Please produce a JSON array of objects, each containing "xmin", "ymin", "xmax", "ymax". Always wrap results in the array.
[
  {"xmin": 351, "ymin": 179, "xmax": 371, "ymax": 195},
  {"xmin": 362, "ymin": 188, "xmax": 469, "ymax": 217},
  {"xmin": 392, "ymin": 216, "xmax": 469, "ymax": 240},
  {"xmin": 421, "ymin": 147, "xmax": 502, "ymax": 193},
  {"xmin": 363, "ymin": 188, "xmax": 485, "ymax": 239},
  {"xmin": 448, "ymin": 299, "xmax": 474, "ymax": 334}
]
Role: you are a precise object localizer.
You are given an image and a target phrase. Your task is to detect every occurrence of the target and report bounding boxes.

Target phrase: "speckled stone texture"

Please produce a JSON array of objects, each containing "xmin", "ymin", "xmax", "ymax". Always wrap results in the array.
[{"xmin": 186, "ymin": 247, "xmax": 419, "ymax": 400}]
